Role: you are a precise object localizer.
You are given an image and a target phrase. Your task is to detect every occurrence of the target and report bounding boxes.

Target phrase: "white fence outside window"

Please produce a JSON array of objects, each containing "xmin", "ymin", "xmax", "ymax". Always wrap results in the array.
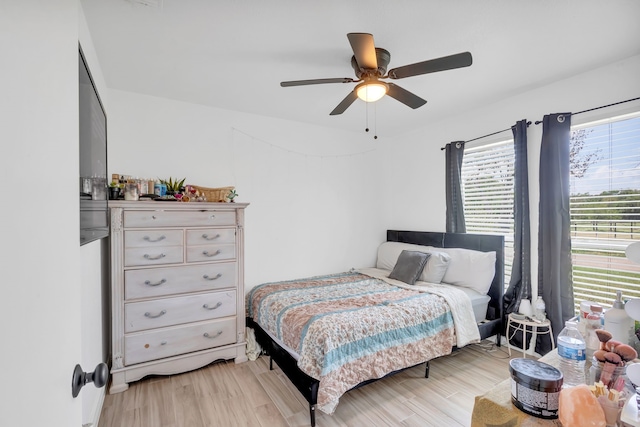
[{"xmin": 570, "ymin": 113, "xmax": 640, "ymax": 311}]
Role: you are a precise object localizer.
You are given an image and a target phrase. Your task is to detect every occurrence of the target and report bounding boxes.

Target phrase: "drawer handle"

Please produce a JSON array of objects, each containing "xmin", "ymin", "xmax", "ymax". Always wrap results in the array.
[
  {"xmin": 144, "ymin": 253, "xmax": 166, "ymax": 260},
  {"xmin": 202, "ymin": 250, "xmax": 221, "ymax": 258},
  {"xmin": 143, "ymin": 235, "xmax": 166, "ymax": 243},
  {"xmin": 203, "ymin": 331, "xmax": 223, "ymax": 339},
  {"xmin": 144, "ymin": 279, "xmax": 167, "ymax": 287},
  {"xmin": 203, "ymin": 302, "xmax": 222, "ymax": 310},
  {"xmin": 144, "ymin": 310, "xmax": 166, "ymax": 319},
  {"xmin": 203, "ymin": 273, "xmax": 222, "ymax": 281},
  {"xmin": 209, "ymin": 214, "xmax": 216, "ymax": 220},
  {"xmin": 160, "ymin": 341, "xmax": 167, "ymax": 346},
  {"xmin": 202, "ymin": 233, "xmax": 221, "ymax": 241}
]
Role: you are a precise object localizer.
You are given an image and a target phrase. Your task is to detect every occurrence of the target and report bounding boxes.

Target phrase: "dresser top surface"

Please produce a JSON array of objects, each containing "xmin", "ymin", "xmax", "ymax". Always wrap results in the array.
[{"xmin": 108, "ymin": 200, "xmax": 249, "ymax": 211}]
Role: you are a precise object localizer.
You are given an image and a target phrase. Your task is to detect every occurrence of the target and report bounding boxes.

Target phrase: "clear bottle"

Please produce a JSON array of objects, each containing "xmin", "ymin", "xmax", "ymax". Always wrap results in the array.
[
  {"xmin": 578, "ymin": 300, "xmax": 596, "ymax": 337},
  {"xmin": 534, "ymin": 296, "xmax": 546, "ymax": 321},
  {"xmin": 585, "ymin": 304, "xmax": 603, "ymax": 361},
  {"xmin": 604, "ymin": 290, "xmax": 634, "ymax": 345},
  {"xmin": 557, "ymin": 320, "xmax": 586, "ymax": 388}
]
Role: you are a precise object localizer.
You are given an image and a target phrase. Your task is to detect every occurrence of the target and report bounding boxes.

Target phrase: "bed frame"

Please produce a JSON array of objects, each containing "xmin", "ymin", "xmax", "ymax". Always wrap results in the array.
[{"xmin": 247, "ymin": 230, "xmax": 505, "ymax": 426}]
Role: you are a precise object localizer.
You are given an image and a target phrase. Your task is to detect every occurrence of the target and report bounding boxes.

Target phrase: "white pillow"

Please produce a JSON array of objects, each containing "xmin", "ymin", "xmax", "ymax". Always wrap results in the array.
[
  {"xmin": 437, "ymin": 247, "xmax": 496, "ymax": 295},
  {"xmin": 377, "ymin": 242, "xmax": 423, "ymax": 270},
  {"xmin": 376, "ymin": 242, "xmax": 451, "ymax": 284},
  {"xmin": 420, "ymin": 251, "xmax": 451, "ymax": 283},
  {"xmin": 377, "ymin": 241, "xmax": 496, "ymax": 293}
]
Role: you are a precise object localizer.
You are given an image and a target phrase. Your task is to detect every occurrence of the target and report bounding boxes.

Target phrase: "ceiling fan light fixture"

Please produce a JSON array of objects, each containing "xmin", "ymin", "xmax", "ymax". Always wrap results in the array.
[{"xmin": 355, "ymin": 81, "xmax": 388, "ymax": 102}]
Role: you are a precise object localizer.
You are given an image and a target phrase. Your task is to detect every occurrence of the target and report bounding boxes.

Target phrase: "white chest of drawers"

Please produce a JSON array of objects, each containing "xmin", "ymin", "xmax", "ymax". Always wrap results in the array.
[{"xmin": 108, "ymin": 201, "xmax": 248, "ymax": 393}]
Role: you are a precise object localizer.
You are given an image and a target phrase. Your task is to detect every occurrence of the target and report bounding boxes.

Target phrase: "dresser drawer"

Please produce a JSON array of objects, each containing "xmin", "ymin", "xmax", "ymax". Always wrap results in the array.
[
  {"xmin": 125, "ymin": 262, "xmax": 237, "ymax": 300},
  {"xmin": 124, "ymin": 246, "xmax": 183, "ymax": 267},
  {"xmin": 186, "ymin": 243, "xmax": 235, "ymax": 263},
  {"xmin": 124, "ymin": 317, "xmax": 237, "ymax": 365},
  {"xmin": 125, "ymin": 230, "xmax": 184, "ymax": 248},
  {"xmin": 186, "ymin": 228, "xmax": 236, "ymax": 246},
  {"xmin": 124, "ymin": 290, "xmax": 236, "ymax": 333},
  {"xmin": 124, "ymin": 210, "xmax": 236, "ymax": 228}
]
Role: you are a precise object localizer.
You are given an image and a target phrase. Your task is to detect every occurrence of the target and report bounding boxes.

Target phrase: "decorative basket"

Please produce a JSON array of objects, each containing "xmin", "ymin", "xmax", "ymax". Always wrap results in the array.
[{"xmin": 192, "ymin": 185, "xmax": 235, "ymax": 202}]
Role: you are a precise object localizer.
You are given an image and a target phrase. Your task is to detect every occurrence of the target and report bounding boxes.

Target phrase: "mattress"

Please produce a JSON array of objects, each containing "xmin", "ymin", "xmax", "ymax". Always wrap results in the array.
[{"xmin": 454, "ymin": 286, "xmax": 492, "ymax": 323}]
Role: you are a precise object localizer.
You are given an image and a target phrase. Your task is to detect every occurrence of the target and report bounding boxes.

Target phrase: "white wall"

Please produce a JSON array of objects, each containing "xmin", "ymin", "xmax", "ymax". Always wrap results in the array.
[
  {"xmin": 78, "ymin": 4, "xmax": 112, "ymax": 425},
  {"xmin": 107, "ymin": 90, "xmax": 385, "ymax": 289},
  {"xmin": 106, "ymin": 54, "xmax": 640, "ymax": 296},
  {"xmin": 0, "ymin": 1, "xmax": 83, "ymax": 426},
  {"xmin": 380, "ymin": 54, "xmax": 640, "ymax": 298}
]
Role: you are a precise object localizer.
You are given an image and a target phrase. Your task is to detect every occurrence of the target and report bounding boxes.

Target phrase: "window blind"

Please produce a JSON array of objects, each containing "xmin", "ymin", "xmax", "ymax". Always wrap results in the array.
[
  {"xmin": 461, "ymin": 140, "xmax": 515, "ymax": 284},
  {"xmin": 570, "ymin": 113, "xmax": 640, "ymax": 310}
]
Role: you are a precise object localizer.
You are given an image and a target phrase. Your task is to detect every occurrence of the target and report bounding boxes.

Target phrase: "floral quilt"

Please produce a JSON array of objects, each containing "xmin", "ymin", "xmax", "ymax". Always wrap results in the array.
[{"xmin": 246, "ymin": 271, "xmax": 460, "ymax": 414}]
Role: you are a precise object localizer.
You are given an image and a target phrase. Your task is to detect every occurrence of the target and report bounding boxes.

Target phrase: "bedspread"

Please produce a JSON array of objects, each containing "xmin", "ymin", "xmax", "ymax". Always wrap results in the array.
[
  {"xmin": 247, "ymin": 271, "xmax": 470, "ymax": 414},
  {"xmin": 358, "ymin": 267, "xmax": 481, "ymax": 347}
]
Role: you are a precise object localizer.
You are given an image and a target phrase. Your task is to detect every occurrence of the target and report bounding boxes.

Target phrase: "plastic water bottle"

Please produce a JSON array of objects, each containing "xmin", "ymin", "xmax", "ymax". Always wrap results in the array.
[
  {"xmin": 534, "ymin": 296, "xmax": 546, "ymax": 321},
  {"xmin": 557, "ymin": 320, "xmax": 586, "ymax": 388}
]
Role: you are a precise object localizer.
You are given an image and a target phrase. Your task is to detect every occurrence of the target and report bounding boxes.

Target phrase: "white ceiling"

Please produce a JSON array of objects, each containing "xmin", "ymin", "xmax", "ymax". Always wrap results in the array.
[{"xmin": 81, "ymin": 0, "xmax": 640, "ymax": 137}]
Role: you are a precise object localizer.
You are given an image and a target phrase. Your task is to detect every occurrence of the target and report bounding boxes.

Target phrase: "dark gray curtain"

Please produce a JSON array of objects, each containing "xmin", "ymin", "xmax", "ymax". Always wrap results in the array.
[
  {"xmin": 536, "ymin": 113, "xmax": 574, "ymax": 355},
  {"xmin": 445, "ymin": 141, "xmax": 466, "ymax": 233},
  {"xmin": 503, "ymin": 119, "xmax": 532, "ymax": 348}
]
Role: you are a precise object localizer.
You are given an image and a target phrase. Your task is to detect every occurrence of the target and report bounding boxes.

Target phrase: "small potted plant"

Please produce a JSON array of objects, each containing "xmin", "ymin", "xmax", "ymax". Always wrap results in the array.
[
  {"xmin": 227, "ymin": 189, "xmax": 238, "ymax": 202},
  {"xmin": 159, "ymin": 177, "xmax": 186, "ymax": 196},
  {"xmin": 108, "ymin": 181, "xmax": 121, "ymax": 200}
]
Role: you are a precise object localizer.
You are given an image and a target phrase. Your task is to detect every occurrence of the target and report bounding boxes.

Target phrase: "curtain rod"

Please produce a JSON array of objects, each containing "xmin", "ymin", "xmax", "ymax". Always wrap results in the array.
[
  {"xmin": 533, "ymin": 96, "xmax": 640, "ymax": 125},
  {"xmin": 440, "ymin": 121, "xmax": 531, "ymax": 150}
]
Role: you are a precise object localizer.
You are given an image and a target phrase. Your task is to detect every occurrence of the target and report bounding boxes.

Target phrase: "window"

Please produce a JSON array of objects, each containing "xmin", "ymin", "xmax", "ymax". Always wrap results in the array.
[
  {"xmin": 461, "ymin": 139, "xmax": 515, "ymax": 284},
  {"xmin": 570, "ymin": 113, "xmax": 640, "ymax": 311}
]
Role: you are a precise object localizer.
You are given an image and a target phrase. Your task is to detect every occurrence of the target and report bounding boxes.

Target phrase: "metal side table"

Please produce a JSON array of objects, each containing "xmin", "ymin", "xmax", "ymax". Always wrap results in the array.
[{"xmin": 506, "ymin": 313, "xmax": 555, "ymax": 358}]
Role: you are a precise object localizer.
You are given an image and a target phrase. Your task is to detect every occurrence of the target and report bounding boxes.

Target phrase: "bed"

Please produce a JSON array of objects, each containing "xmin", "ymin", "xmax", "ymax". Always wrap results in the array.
[{"xmin": 246, "ymin": 230, "xmax": 504, "ymax": 426}]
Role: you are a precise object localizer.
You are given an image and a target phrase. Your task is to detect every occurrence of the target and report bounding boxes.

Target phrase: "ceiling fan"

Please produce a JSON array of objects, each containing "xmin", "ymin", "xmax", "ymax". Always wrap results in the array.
[{"xmin": 280, "ymin": 33, "xmax": 473, "ymax": 116}]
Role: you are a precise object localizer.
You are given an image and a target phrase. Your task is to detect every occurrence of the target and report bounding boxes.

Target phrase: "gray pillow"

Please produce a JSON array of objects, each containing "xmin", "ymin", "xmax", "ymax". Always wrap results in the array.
[{"xmin": 389, "ymin": 250, "xmax": 431, "ymax": 285}]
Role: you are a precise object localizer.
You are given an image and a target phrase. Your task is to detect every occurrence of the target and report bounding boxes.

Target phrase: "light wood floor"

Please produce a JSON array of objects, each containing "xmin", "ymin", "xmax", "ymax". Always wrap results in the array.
[{"xmin": 99, "ymin": 340, "xmax": 521, "ymax": 427}]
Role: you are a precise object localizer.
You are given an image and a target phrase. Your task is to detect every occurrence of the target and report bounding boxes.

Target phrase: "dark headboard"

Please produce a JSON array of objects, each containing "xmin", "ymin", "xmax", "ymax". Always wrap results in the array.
[{"xmin": 386, "ymin": 230, "xmax": 505, "ymax": 341}]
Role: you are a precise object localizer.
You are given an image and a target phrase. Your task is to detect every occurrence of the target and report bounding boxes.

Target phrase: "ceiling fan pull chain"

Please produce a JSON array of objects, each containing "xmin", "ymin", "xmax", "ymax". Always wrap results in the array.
[
  {"xmin": 374, "ymin": 103, "xmax": 378, "ymax": 140},
  {"xmin": 364, "ymin": 102, "xmax": 369, "ymax": 132},
  {"xmin": 365, "ymin": 99, "xmax": 370, "ymax": 133}
]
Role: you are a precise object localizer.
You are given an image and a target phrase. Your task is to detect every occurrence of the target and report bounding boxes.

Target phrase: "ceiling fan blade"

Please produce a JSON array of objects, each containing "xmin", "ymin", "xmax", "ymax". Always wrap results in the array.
[
  {"xmin": 281, "ymin": 77, "xmax": 355, "ymax": 87},
  {"xmin": 388, "ymin": 52, "xmax": 472, "ymax": 80},
  {"xmin": 347, "ymin": 33, "xmax": 377, "ymax": 70},
  {"xmin": 330, "ymin": 90, "xmax": 358, "ymax": 115},
  {"xmin": 386, "ymin": 83, "xmax": 427, "ymax": 109}
]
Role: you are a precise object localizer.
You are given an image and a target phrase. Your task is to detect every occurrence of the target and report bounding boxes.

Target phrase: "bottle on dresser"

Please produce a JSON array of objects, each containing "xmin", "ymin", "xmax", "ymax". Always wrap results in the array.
[
  {"xmin": 557, "ymin": 320, "xmax": 586, "ymax": 387},
  {"xmin": 604, "ymin": 290, "xmax": 634, "ymax": 345},
  {"xmin": 578, "ymin": 300, "xmax": 596, "ymax": 337},
  {"xmin": 585, "ymin": 304, "xmax": 603, "ymax": 361}
]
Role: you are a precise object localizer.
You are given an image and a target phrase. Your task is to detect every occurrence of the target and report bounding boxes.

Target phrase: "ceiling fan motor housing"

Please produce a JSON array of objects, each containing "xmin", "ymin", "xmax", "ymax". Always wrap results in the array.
[{"xmin": 351, "ymin": 48, "xmax": 391, "ymax": 78}]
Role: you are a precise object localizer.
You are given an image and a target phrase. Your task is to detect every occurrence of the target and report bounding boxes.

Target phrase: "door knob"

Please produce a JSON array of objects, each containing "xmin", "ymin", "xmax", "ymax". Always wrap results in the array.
[{"xmin": 71, "ymin": 362, "xmax": 108, "ymax": 398}]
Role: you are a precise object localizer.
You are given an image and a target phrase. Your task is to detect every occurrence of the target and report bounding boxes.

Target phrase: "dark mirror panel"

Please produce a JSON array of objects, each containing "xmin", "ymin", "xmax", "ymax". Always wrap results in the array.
[{"xmin": 79, "ymin": 45, "xmax": 108, "ymax": 245}]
